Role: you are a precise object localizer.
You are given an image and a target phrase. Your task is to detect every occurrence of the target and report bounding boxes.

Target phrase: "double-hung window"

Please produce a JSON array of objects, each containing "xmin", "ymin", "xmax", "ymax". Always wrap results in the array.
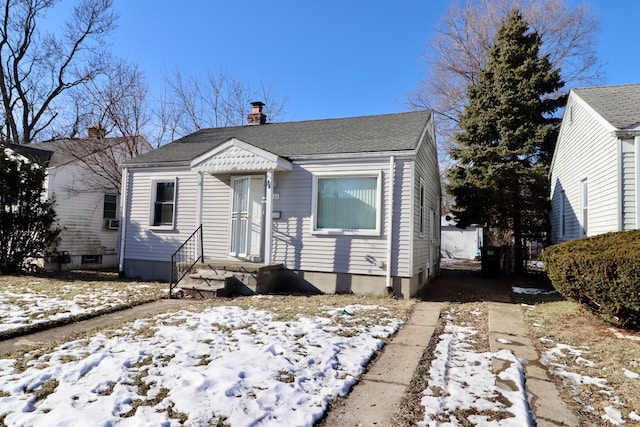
[
  {"xmin": 419, "ymin": 179, "xmax": 426, "ymax": 235},
  {"xmin": 313, "ymin": 172, "xmax": 381, "ymax": 235},
  {"xmin": 579, "ymin": 179, "xmax": 588, "ymax": 236},
  {"xmin": 151, "ymin": 179, "xmax": 176, "ymax": 228},
  {"xmin": 103, "ymin": 194, "xmax": 117, "ymax": 220}
]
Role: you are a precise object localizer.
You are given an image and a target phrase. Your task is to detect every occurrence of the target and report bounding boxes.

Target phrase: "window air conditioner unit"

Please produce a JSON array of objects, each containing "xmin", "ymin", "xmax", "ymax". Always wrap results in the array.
[{"xmin": 107, "ymin": 219, "xmax": 120, "ymax": 230}]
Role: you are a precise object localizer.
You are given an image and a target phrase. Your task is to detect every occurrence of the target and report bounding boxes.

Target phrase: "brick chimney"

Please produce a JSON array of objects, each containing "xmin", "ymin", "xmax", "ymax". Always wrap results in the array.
[
  {"xmin": 247, "ymin": 101, "xmax": 267, "ymax": 125},
  {"xmin": 88, "ymin": 123, "xmax": 106, "ymax": 139}
]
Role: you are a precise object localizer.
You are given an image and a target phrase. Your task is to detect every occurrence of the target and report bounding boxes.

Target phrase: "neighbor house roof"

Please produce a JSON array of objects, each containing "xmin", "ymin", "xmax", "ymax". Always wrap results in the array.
[
  {"xmin": 574, "ymin": 84, "xmax": 640, "ymax": 130},
  {"xmin": 124, "ymin": 110, "xmax": 433, "ymax": 166},
  {"xmin": 32, "ymin": 136, "xmax": 152, "ymax": 167},
  {"xmin": 7, "ymin": 143, "xmax": 53, "ymax": 166}
]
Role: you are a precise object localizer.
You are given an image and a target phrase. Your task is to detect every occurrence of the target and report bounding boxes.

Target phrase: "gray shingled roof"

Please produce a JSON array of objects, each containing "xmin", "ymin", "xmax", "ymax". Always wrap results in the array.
[
  {"xmin": 574, "ymin": 84, "xmax": 640, "ymax": 130},
  {"xmin": 125, "ymin": 110, "xmax": 432, "ymax": 166}
]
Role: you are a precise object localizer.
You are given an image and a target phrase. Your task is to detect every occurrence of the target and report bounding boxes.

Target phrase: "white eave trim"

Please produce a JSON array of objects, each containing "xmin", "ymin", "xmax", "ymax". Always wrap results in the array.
[{"xmin": 190, "ymin": 138, "xmax": 292, "ymax": 173}]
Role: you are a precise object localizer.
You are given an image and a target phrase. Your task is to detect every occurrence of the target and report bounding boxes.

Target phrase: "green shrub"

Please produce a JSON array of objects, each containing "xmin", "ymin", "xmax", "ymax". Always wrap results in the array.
[{"xmin": 541, "ymin": 230, "xmax": 640, "ymax": 329}]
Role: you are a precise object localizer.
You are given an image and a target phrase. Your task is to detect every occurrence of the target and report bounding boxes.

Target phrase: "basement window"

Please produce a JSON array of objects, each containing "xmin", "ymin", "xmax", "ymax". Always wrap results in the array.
[{"xmin": 81, "ymin": 255, "xmax": 102, "ymax": 265}]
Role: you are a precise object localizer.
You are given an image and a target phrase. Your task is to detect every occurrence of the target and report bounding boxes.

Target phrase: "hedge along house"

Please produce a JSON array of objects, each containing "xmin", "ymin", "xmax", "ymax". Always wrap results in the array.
[
  {"xmin": 119, "ymin": 104, "xmax": 441, "ymax": 297},
  {"xmin": 549, "ymin": 84, "xmax": 640, "ymax": 244}
]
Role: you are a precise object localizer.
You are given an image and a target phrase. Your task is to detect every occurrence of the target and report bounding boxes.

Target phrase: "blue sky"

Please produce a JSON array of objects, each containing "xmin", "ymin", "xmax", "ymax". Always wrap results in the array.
[{"xmin": 57, "ymin": 1, "xmax": 640, "ymax": 122}]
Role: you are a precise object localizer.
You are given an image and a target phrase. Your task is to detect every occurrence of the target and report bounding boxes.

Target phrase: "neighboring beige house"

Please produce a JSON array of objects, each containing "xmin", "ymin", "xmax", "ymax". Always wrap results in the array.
[
  {"xmin": 119, "ymin": 105, "xmax": 441, "ymax": 297},
  {"xmin": 549, "ymin": 84, "xmax": 640, "ymax": 244},
  {"xmin": 22, "ymin": 126, "xmax": 152, "ymax": 270}
]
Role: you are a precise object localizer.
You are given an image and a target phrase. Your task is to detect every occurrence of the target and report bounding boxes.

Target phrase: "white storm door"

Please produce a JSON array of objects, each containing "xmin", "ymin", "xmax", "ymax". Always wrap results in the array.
[
  {"xmin": 229, "ymin": 176, "xmax": 265, "ymax": 260},
  {"xmin": 230, "ymin": 177, "xmax": 250, "ymax": 257}
]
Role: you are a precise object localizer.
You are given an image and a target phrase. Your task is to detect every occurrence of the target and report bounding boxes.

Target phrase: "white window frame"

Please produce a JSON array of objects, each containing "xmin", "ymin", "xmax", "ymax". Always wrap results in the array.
[
  {"xmin": 311, "ymin": 171, "xmax": 382, "ymax": 236},
  {"xmin": 579, "ymin": 178, "xmax": 588, "ymax": 237},
  {"xmin": 419, "ymin": 178, "xmax": 426, "ymax": 235},
  {"xmin": 103, "ymin": 194, "xmax": 118, "ymax": 220},
  {"xmin": 149, "ymin": 178, "xmax": 177, "ymax": 230},
  {"xmin": 560, "ymin": 190, "xmax": 566, "ymax": 238}
]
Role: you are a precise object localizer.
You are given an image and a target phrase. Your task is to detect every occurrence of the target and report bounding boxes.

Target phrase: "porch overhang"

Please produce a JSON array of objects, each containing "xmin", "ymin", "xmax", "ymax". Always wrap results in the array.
[{"xmin": 190, "ymin": 138, "xmax": 293, "ymax": 173}]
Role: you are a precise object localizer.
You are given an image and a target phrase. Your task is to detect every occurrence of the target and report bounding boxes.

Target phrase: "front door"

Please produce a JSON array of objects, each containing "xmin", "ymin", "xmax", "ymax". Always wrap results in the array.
[{"xmin": 229, "ymin": 176, "xmax": 265, "ymax": 261}]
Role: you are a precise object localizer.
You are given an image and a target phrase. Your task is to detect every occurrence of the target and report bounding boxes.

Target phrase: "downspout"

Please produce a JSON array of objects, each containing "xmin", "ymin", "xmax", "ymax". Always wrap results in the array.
[
  {"xmin": 386, "ymin": 156, "xmax": 395, "ymax": 289},
  {"xmin": 118, "ymin": 167, "xmax": 129, "ymax": 277}
]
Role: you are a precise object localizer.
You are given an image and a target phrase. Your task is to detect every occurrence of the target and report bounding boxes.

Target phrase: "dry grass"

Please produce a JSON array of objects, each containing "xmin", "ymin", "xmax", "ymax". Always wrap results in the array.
[
  {"xmin": 0, "ymin": 271, "xmax": 167, "ymax": 338},
  {"xmin": 520, "ymin": 292, "xmax": 640, "ymax": 425}
]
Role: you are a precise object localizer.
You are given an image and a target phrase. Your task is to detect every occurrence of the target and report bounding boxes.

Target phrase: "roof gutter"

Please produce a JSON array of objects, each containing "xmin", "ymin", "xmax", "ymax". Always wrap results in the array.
[
  {"xmin": 121, "ymin": 160, "xmax": 192, "ymax": 169},
  {"xmin": 613, "ymin": 130, "xmax": 640, "ymax": 138}
]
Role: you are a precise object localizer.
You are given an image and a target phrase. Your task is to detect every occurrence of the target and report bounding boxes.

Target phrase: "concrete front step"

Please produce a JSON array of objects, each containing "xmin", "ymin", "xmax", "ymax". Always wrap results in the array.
[{"xmin": 177, "ymin": 261, "xmax": 284, "ymax": 298}]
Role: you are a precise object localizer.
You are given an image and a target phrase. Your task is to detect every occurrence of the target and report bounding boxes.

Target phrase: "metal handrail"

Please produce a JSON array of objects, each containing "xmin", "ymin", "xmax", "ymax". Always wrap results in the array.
[{"xmin": 169, "ymin": 225, "xmax": 204, "ymax": 298}]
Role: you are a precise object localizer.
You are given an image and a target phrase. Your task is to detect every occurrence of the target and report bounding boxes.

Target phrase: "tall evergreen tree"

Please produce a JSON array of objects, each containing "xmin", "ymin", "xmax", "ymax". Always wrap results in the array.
[
  {"xmin": 447, "ymin": 10, "xmax": 565, "ymax": 274},
  {"xmin": 0, "ymin": 144, "xmax": 61, "ymax": 273}
]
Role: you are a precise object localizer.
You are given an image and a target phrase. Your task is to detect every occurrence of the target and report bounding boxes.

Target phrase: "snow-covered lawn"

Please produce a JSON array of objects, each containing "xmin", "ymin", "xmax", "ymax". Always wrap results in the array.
[
  {"xmin": 0, "ymin": 275, "xmax": 166, "ymax": 336},
  {"xmin": 0, "ymin": 296, "xmax": 411, "ymax": 426}
]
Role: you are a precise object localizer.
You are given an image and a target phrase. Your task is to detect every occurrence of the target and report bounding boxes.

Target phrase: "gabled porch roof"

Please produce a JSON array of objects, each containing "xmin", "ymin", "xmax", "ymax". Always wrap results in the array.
[{"xmin": 190, "ymin": 138, "xmax": 293, "ymax": 174}]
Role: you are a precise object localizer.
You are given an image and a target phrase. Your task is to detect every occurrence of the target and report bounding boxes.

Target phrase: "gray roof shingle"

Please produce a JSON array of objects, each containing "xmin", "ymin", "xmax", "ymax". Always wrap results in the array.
[
  {"xmin": 125, "ymin": 110, "xmax": 432, "ymax": 166},
  {"xmin": 574, "ymin": 84, "xmax": 640, "ymax": 130}
]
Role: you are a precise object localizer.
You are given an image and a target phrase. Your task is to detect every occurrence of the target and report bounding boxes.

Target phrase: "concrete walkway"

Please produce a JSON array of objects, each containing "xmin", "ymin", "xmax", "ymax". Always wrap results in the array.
[
  {"xmin": 321, "ymin": 265, "xmax": 578, "ymax": 426},
  {"xmin": 320, "ymin": 301, "xmax": 443, "ymax": 426}
]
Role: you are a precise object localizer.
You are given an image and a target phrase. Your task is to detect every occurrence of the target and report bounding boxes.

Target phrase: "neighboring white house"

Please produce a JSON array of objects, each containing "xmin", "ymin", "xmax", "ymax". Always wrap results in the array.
[
  {"xmin": 119, "ymin": 104, "xmax": 441, "ymax": 297},
  {"xmin": 440, "ymin": 214, "xmax": 483, "ymax": 259},
  {"xmin": 17, "ymin": 126, "xmax": 152, "ymax": 270},
  {"xmin": 549, "ymin": 84, "xmax": 640, "ymax": 244}
]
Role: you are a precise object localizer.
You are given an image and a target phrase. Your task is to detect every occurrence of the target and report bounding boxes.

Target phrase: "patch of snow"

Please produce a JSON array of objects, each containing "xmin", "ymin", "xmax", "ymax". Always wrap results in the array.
[
  {"xmin": 497, "ymin": 338, "xmax": 512, "ymax": 345},
  {"xmin": 623, "ymin": 368, "xmax": 639, "ymax": 379},
  {"xmin": 608, "ymin": 328, "xmax": 640, "ymax": 342},
  {"xmin": 512, "ymin": 287, "xmax": 556, "ymax": 295},
  {"xmin": 420, "ymin": 313, "xmax": 533, "ymax": 426},
  {"xmin": 541, "ymin": 343, "xmax": 630, "ymax": 424},
  {"xmin": 0, "ymin": 304, "xmax": 402, "ymax": 426},
  {"xmin": 630, "ymin": 411, "xmax": 640, "ymax": 421},
  {"xmin": 602, "ymin": 406, "xmax": 625, "ymax": 425},
  {"xmin": 0, "ymin": 283, "xmax": 162, "ymax": 335}
]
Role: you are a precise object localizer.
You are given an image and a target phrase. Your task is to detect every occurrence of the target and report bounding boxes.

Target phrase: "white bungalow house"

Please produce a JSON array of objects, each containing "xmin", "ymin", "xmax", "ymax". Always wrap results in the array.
[
  {"xmin": 549, "ymin": 84, "xmax": 640, "ymax": 244},
  {"xmin": 15, "ymin": 126, "xmax": 152, "ymax": 270},
  {"xmin": 119, "ymin": 104, "xmax": 441, "ymax": 297}
]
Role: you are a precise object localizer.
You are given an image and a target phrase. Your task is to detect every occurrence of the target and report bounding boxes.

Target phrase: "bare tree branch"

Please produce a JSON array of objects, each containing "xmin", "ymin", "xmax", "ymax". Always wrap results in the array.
[
  {"xmin": 153, "ymin": 68, "xmax": 289, "ymax": 146},
  {"xmin": 0, "ymin": 0, "xmax": 117, "ymax": 144}
]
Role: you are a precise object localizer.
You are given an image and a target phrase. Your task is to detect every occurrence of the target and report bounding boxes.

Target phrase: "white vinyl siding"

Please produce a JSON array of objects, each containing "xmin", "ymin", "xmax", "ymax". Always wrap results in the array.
[
  {"xmin": 550, "ymin": 95, "xmax": 619, "ymax": 243},
  {"xmin": 124, "ymin": 167, "xmax": 198, "ymax": 261},
  {"xmin": 45, "ymin": 161, "xmax": 119, "ymax": 267},
  {"xmin": 412, "ymin": 122, "xmax": 440, "ymax": 278},
  {"xmin": 271, "ymin": 160, "xmax": 399, "ymax": 276},
  {"xmin": 621, "ymin": 139, "xmax": 636, "ymax": 230},
  {"xmin": 201, "ymin": 173, "xmax": 232, "ymax": 259}
]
